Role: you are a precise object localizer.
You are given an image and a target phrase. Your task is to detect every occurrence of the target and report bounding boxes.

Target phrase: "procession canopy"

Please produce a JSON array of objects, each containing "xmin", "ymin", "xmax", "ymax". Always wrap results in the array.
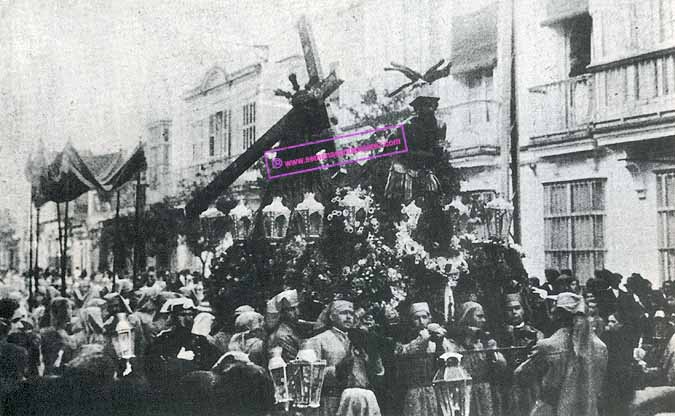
[
  {"xmin": 25, "ymin": 142, "xmax": 146, "ymax": 207},
  {"xmin": 450, "ymin": 4, "xmax": 498, "ymax": 75},
  {"xmin": 98, "ymin": 143, "xmax": 147, "ymax": 192}
]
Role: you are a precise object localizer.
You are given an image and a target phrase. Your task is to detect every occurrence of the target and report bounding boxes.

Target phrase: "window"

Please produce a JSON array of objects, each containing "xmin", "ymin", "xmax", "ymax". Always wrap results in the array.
[
  {"xmin": 209, "ymin": 136, "xmax": 215, "ymax": 157},
  {"xmin": 242, "ymin": 102, "xmax": 256, "ymax": 149},
  {"xmin": 565, "ymin": 14, "xmax": 592, "ymax": 77},
  {"xmin": 544, "ymin": 179, "xmax": 606, "ymax": 283},
  {"xmin": 222, "ymin": 110, "xmax": 231, "ymax": 157},
  {"xmin": 657, "ymin": 171, "xmax": 675, "ymax": 282}
]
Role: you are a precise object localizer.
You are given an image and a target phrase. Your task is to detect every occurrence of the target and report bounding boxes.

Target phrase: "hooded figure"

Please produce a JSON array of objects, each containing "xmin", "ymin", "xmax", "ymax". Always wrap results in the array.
[{"xmin": 515, "ymin": 292, "xmax": 608, "ymax": 416}]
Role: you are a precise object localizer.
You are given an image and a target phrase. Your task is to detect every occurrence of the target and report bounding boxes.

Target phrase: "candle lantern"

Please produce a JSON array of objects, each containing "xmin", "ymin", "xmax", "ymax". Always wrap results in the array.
[
  {"xmin": 287, "ymin": 349, "xmax": 327, "ymax": 408},
  {"xmin": 295, "ymin": 192, "xmax": 325, "ymax": 239},
  {"xmin": 263, "ymin": 197, "xmax": 291, "ymax": 240},
  {"xmin": 484, "ymin": 195, "xmax": 514, "ymax": 240},
  {"xmin": 268, "ymin": 347, "xmax": 291, "ymax": 405},
  {"xmin": 112, "ymin": 312, "xmax": 135, "ymax": 360},
  {"xmin": 229, "ymin": 200, "xmax": 253, "ymax": 241},
  {"xmin": 401, "ymin": 200, "xmax": 422, "ymax": 231},
  {"xmin": 340, "ymin": 188, "xmax": 368, "ymax": 228},
  {"xmin": 433, "ymin": 352, "xmax": 472, "ymax": 416}
]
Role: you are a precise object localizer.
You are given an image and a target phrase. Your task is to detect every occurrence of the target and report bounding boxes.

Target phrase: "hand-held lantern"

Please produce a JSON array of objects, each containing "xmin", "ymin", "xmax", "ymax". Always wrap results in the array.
[
  {"xmin": 433, "ymin": 352, "xmax": 472, "ymax": 416},
  {"xmin": 112, "ymin": 312, "xmax": 135, "ymax": 360},
  {"xmin": 288, "ymin": 349, "xmax": 327, "ymax": 408},
  {"xmin": 268, "ymin": 347, "xmax": 291, "ymax": 405}
]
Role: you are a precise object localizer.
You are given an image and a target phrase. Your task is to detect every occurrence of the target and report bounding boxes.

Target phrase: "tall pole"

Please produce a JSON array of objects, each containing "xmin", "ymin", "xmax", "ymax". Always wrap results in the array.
[
  {"xmin": 61, "ymin": 200, "xmax": 69, "ymax": 296},
  {"xmin": 113, "ymin": 189, "xmax": 121, "ymax": 287},
  {"xmin": 56, "ymin": 202, "xmax": 63, "ymax": 277},
  {"xmin": 509, "ymin": 0, "xmax": 521, "ymax": 243},
  {"xmin": 34, "ymin": 207, "xmax": 40, "ymax": 291},
  {"xmin": 133, "ymin": 172, "xmax": 141, "ymax": 287},
  {"xmin": 28, "ymin": 196, "xmax": 33, "ymax": 300},
  {"xmin": 498, "ymin": 0, "xmax": 513, "ymax": 202}
]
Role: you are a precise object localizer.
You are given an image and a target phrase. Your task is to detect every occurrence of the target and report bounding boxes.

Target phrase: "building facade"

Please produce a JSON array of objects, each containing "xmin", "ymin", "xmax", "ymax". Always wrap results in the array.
[{"xmin": 517, "ymin": 0, "xmax": 675, "ymax": 285}]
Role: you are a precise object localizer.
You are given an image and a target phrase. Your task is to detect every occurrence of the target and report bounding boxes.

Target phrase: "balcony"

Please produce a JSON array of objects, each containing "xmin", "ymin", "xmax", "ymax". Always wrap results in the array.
[
  {"xmin": 528, "ymin": 49, "xmax": 675, "ymax": 148},
  {"xmin": 529, "ymin": 75, "xmax": 594, "ymax": 146},
  {"xmin": 437, "ymin": 99, "xmax": 501, "ymax": 160},
  {"xmin": 592, "ymin": 48, "xmax": 675, "ymax": 134}
]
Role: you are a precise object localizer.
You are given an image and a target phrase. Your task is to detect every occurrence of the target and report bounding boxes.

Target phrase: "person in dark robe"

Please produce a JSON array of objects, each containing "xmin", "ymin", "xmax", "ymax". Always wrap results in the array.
[
  {"xmin": 144, "ymin": 297, "xmax": 198, "ymax": 394},
  {"xmin": 600, "ymin": 312, "xmax": 636, "ymax": 416},
  {"xmin": 515, "ymin": 292, "xmax": 607, "ymax": 416}
]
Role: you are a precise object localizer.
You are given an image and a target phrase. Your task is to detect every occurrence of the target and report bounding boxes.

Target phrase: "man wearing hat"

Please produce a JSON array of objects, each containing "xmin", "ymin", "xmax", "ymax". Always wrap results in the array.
[
  {"xmin": 303, "ymin": 299, "xmax": 355, "ymax": 416},
  {"xmin": 501, "ymin": 293, "xmax": 543, "ymax": 416},
  {"xmin": 394, "ymin": 302, "xmax": 450, "ymax": 416},
  {"xmin": 144, "ymin": 297, "xmax": 198, "ymax": 393},
  {"xmin": 515, "ymin": 293, "xmax": 607, "ymax": 416},
  {"xmin": 267, "ymin": 289, "xmax": 304, "ymax": 363}
]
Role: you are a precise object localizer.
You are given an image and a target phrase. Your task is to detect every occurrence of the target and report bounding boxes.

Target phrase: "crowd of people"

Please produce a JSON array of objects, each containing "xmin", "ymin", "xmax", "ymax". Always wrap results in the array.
[{"xmin": 0, "ymin": 266, "xmax": 675, "ymax": 415}]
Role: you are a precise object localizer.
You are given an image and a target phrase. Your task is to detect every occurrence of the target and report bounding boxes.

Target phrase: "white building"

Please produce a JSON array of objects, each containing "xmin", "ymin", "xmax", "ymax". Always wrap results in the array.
[{"xmin": 517, "ymin": 0, "xmax": 675, "ymax": 285}]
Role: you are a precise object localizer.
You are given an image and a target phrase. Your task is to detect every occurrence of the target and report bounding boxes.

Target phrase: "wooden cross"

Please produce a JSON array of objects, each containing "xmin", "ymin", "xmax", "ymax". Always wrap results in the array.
[{"xmin": 185, "ymin": 16, "xmax": 343, "ymax": 219}]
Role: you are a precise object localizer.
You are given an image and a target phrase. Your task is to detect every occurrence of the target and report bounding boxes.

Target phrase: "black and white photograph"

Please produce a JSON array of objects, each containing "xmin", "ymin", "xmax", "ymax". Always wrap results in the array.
[{"xmin": 1, "ymin": 0, "xmax": 675, "ymax": 414}]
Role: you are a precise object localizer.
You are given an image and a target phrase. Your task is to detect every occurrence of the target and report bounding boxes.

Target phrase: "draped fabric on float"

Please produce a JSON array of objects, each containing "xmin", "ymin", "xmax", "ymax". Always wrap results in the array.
[
  {"xmin": 98, "ymin": 143, "xmax": 147, "ymax": 192},
  {"xmin": 24, "ymin": 142, "xmax": 146, "ymax": 206}
]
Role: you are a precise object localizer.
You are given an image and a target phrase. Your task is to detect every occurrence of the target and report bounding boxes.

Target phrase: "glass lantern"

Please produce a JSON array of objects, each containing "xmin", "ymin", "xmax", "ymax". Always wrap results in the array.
[
  {"xmin": 112, "ymin": 312, "xmax": 135, "ymax": 360},
  {"xmin": 401, "ymin": 200, "xmax": 422, "ymax": 231},
  {"xmin": 295, "ymin": 192, "xmax": 325, "ymax": 239},
  {"xmin": 484, "ymin": 195, "xmax": 514, "ymax": 240},
  {"xmin": 433, "ymin": 352, "xmax": 472, "ymax": 416},
  {"xmin": 268, "ymin": 347, "xmax": 291, "ymax": 406},
  {"xmin": 288, "ymin": 349, "xmax": 327, "ymax": 408},
  {"xmin": 229, "ymin": 200, "xmax": 253, "ymax": 241},
  {"xmin": 340, "ymin": 188, "xmax": 368, "ymax": 228},
  {"xmin": 263, "ymin": 197, "xmax": 291, "ymax": 240}
]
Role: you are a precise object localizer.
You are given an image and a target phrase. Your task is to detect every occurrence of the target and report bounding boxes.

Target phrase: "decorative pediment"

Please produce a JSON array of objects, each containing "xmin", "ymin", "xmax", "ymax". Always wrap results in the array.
[{"xmin": 200, "ymin": 66, "xmax": 228, "ymax": 93}]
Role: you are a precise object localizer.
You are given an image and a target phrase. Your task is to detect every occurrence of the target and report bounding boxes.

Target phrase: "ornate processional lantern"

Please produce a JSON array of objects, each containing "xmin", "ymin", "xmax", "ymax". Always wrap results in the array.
[
  {"xmin": 287, "ymin": 349, "xmax": 327, "ymax": 408},
  {"xmin": 263, "ymin": 197, "xmax": 291, "ymax": 241},
  {"xmin": 433, "ymin": 352, "xmax": 472, "ymax": 416},
  {"xmin": 229, "ymin": 200, "xmax": 253, "ymax": 241},
  {"xmin": 295, "ymin": 192, "xmax": 325, "ymax": 239},
  {"xmin": 484, "ymin": 195, "xmax": 513, "ymax": 240}
]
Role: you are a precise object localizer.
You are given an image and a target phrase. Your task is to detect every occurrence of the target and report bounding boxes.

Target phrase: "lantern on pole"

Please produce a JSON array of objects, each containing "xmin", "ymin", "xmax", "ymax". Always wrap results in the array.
[
  {"xmin": 229, "ymin": 200, "xmax": 253, "ymax": 241},
  {"xmin": 484, "ymin": 195, "xmax": 513, "ymax": 240},
  {"xmin": 287, "ymin": 349, "xmax": 327, "ymax": 408},
  {"xmin": 433, "ymin": 352, "xmax": 472, "ymax": 416},
  {"xmin": 263, "ymin": 197, "xmax": 291, "ymax": 240},
  {"xmin": 111, "ymin": 312, "xmax": 135, "ymax": 360},
  {"xmin": 200, "ymin": 205, "xmax": 225, "ymax": 244},
  {"xmin": 295, "ymin": 193, "xmax": 324, "ymax": 239}
]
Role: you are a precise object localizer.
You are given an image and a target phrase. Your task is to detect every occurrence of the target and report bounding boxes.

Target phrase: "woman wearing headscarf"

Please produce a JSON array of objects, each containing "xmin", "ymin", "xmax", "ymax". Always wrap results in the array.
[
  {"xmin": 39, "ymin": 297, "xmax": 76, "ymax": 376},
  {"xmin": 448, "ymin": 301, "xmax": 507, "ymax": 416},
  {"xmin": 228, "ymin": 311, "xmax": 265, "ymax": 366},
  {"xmin": 515, "ymin": 292, "xmax": 608, "ymax": 416},
  {"xmin": 394, "ymin": 302, "xmax": 451, "ymax": 416}
]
